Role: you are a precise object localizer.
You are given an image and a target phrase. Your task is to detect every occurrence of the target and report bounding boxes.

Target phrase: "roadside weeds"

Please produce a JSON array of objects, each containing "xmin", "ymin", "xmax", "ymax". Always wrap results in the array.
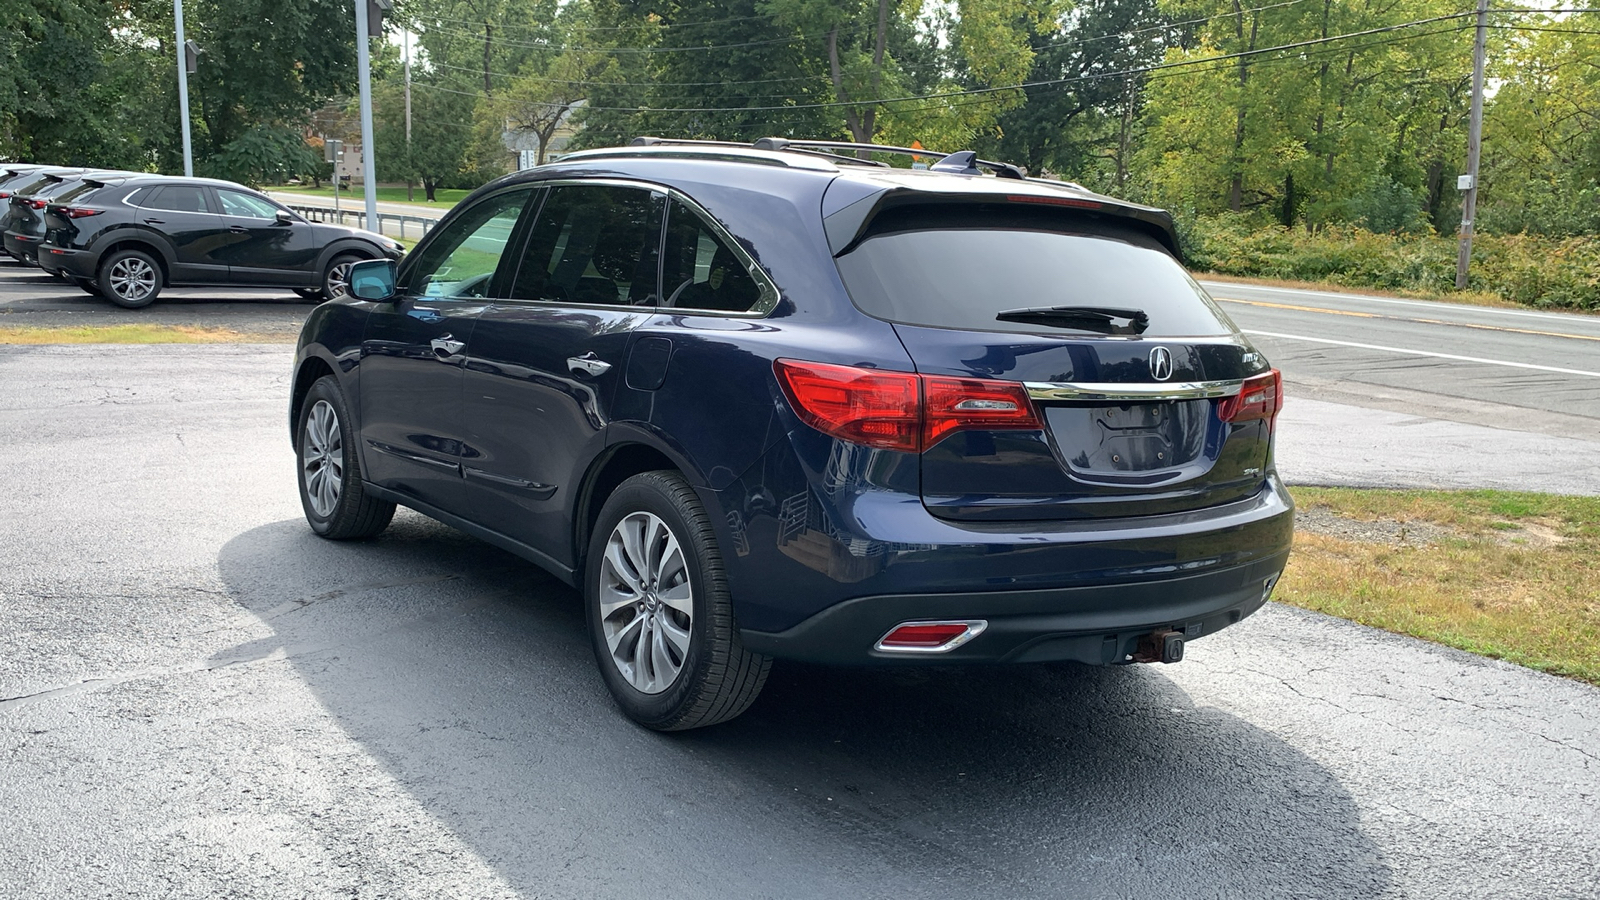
[
  {"xmin": 1282, "ymin": 487, "xmax": 1600, "ymax": 687},
  {"xmin": 0, "ymin": 325, "xmax": 295, "ymax": 344}
]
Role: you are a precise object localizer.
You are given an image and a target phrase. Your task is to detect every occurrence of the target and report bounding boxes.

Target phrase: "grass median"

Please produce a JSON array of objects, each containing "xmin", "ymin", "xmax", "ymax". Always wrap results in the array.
[{"xmin": 1282, "ymin": 487, "xmax": 1600, "ymax": 686}]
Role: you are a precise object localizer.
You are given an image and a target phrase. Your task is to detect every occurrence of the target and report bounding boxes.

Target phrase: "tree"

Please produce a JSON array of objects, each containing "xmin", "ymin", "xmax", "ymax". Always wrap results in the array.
[{"xmin": 372, "ymin": 74, "xmax": 471, "ymax": 200}]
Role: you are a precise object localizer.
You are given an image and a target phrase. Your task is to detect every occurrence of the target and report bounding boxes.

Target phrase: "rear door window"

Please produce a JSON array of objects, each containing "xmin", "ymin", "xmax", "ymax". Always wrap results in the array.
[
  {"xmin": 216, "ymin": 189, "xmax": 283, "ymax": 219},
  {"xmin": 141, "ymin": 185, "xmax": 213, "ymax": 213},
  {"xmin": 510, "ymin": 184, "xmax": 664, "ymax": 306},
  {"xmin": 834, "ymin": 205, "xmax": 1237, "ymax": 338}
]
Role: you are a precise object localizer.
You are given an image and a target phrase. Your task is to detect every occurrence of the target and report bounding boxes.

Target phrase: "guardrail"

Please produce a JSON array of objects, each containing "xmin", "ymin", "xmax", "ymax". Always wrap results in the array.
[{"xmin": 285, "ymin": 203, "xmax": 440, "ymax": 242}]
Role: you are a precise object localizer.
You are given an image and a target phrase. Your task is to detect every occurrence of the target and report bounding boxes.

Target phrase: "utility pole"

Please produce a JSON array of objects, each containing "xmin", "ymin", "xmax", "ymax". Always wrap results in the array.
[
  {"xmin": 1455, "ymin": 0, "xmax": 1489, "ymax": 290},
  {"xmin": 174, "ymin": 0, "xmax": 193, "ymax": 177},
  {"xmin": 354, "ymin": 0, "xmax": 379, "ymax": 232},
  {"xmin": 404, "ymin": 28, "xmax": 413, "ymax": 202}
]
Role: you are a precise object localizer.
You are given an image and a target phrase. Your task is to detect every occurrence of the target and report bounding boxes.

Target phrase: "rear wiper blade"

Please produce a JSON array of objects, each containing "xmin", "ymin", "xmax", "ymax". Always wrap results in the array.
[{"xmin": 994, "ymin": 305, "xmax": 1149, "ymax": 335}]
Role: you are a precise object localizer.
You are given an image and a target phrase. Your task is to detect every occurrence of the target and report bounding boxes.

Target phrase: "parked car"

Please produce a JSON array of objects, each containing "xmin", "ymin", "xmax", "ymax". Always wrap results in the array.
[
  {"xmin": 38, "ymin": 174, "xmax": 403, "ymax": 307},
  {"xmin": 1, "ymin": 167, "xmax": 104, "ymax": 267},
  {"xmin": 289, "ymin": 138, "xmax": 1293, "ymax": 730},
  {"xmin": 0, "ymin": 163, "xmax": 45, "ymax": 186}
]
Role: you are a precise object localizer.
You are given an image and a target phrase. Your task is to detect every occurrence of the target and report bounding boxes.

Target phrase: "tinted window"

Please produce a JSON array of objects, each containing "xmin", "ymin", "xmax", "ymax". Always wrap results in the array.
[
  {"xmin": 142, "ymin": 185, "xmax": 211, "ymax": 213},
  {"xmin": 408, "ymin": 188, "xmax": 532, "ymax": 299},
  {"xmin": 217, "ymin": 189, "xmax": 282, "ymax": 219},
  {"xmin": 661, "ymin": 198, "xmax": 763, "ymax": 313},
  {"xmin": 53, "ymin": 182, "xmax": 114, "ymax": 205},
  {"xmin": 511, "ymin": 185, "xmax": 663, "ymax": 306},
  {"xmin": 834, "ymin": 206, "xmax": 1236, "ymax": 338}
]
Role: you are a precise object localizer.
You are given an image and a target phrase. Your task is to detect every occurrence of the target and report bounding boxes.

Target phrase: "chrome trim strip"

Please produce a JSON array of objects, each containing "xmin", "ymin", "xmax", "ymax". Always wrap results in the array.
[
  {"xmin": 874, "ymin": 620, "xmax": 989, "ymax": 654},
  {"xmin": 1023, "ymin": 380, "xmax": 1243, "ymax": 402}
]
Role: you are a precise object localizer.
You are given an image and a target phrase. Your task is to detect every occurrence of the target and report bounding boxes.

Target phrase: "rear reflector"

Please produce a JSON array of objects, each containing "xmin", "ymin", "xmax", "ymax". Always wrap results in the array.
[
  {"xmin": 1217, "ymin": 369, "xmax": 1283, "ymax": 424},
  {"xmin": 875, "ymin": 620, "xmax": 988, "ymax": 653},
  {"xmin": 774, "ymin": 359, "xmax": 1043, "ymax": 452}
]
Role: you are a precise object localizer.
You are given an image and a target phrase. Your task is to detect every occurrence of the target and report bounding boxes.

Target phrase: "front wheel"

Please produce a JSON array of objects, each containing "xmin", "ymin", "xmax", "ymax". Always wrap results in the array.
[
  {"xmin": 296, "ymin": 375, "xmax": 395, "ymax": 539},
  {"xmin": 585, "ymin": 471, "xmax": 770, "ymax": 730},
  {"xmin": 294, "ymin": 287, "xmax": 326, "ymax": 302},
  {"xmin": 321, "ymin": 253, "xmax": 366, "ymax": 302},
  {"xmin": 99, "ymin": 249, "xmax": 163, "ymax": 308}
]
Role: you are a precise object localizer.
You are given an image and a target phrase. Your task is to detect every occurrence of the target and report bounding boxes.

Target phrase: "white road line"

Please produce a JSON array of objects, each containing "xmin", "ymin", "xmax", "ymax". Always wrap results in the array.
[
  {"xmin": 1202, "ymin": 281, "xmax": 1600, "ymax": 325},
  {"xmin": 1243, "ymin": 329, "xmax": 1600, "ymax": 378}
]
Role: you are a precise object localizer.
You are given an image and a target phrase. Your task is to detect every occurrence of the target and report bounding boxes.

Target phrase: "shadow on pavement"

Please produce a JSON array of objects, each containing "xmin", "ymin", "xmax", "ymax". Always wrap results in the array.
[{"xmin": 216, "ymin": 513, "xmax": 1391, "ymax": 898}]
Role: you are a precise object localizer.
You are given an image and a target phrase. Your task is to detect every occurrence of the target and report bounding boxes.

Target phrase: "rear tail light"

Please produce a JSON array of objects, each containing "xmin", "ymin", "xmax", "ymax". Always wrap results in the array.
[
  {"xmin": 1217, "ymin": 369, "xmax": 1283, "ymax": 424},
  {"xmin": 55, "ymin": 207, "xmax": 103, "ymax": 219},
  {"xmin": 0, "ymin": 191, "xmax": 11, "ymax": 199},
  {"xmin": 876, "ymin": 620, "xmax": 988, "ymax": 653},
  {"xmin": 774, "ymin": 359, "xmax": 1044, "ymax": 452},
  {"xmin": 26, "ymin": 198, "xmax": 47, "ymax": 209}
]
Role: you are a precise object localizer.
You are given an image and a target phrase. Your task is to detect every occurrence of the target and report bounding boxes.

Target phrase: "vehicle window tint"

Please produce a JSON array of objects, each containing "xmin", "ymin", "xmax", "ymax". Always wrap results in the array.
[
  {"xmin": 511, "ymin": 185, "xmax": 664, "ymax": 306},
  {"xmin": 142, "ymin": 185, "xmax": 211, "ymax": 213},
  {"xmin": 216, "ymin": 189, "xmax": 281, "ymax": 219},
  {"xmin": 834, "ymin": 205, "xmax": 1237, "ymax": 338},
  {"xmin": 660, "ymin": 199, "xmax": 763, "ymax": 313},
  {"xmin": 407, "ymin": 188, "xmax": 532, "ymax": 299},
  {"xmin": 52, "ymin": 182, "xmax": 104, "ymax": 204}
]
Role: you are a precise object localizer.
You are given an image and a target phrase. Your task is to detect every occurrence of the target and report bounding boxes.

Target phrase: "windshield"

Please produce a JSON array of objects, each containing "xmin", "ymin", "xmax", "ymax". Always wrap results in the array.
[{"xmin": 834, "ymin": 205, "xmax": 1237, "ymax": 338}]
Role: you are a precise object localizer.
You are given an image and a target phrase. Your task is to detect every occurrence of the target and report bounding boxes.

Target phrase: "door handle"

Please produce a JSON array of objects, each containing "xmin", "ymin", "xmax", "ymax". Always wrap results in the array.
[
  {"xmin": 567, "ymin": 352, "xmax": 612, "ymax": 378},
  {"xmin": 228, "ymin": 225, "xmax": 247, "ymax": 233},
  {"xmin": 142, "ymin": 218, "xmax": 164, "ymax": 225},
  {"xmin": 431, "ymin": 335, "xmax": 465, "ymax": 357}
]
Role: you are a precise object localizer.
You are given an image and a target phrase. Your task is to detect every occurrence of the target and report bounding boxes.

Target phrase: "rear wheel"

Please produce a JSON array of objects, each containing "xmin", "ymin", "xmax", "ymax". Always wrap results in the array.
[
  {"xmin": 66, "ymin": 275, "xmax": 103, "ymax": 298},
  {"xmin": 321, "ymin": 253, "xmax": 366, "ymax": 302},
  {"xmin": 294, "ymin": 287, "xmax": 325, "ymax": 302},
  {"xmin": 99, "ymin": 249, "xmax": 162, "ymax": 309},
  {"xmin": 296, "ymin": 375, "xmax": 395, "ymax": 539},
  {"xmin": 585, "ymin": 471, "xmax": 770, "ymax": 730}
]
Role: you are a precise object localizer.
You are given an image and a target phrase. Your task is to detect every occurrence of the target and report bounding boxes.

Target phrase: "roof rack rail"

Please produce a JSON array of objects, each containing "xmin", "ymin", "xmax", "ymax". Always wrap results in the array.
[
  {"xmin": 754, "ymin": 138, "xmax": 1026, "ymax": 180},
  {"xmin": 630, "ymin": 135, "xmax": 888, "ymax": 168}
]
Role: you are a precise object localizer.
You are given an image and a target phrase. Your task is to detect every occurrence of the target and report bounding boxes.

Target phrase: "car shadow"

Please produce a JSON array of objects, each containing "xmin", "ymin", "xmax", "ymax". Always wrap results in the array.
[{"xmin": 215, "ymin": 513, "xmax": 1391, "ymax": 898}]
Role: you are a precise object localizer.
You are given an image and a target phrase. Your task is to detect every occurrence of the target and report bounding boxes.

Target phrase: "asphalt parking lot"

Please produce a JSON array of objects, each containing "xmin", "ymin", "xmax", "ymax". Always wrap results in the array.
[{"xmin": 2, "ymin": 267, "xmax": 1598, "ymax": 898}]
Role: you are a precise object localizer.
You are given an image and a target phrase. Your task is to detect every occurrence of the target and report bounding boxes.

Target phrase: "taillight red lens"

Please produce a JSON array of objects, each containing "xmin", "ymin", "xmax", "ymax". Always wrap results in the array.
[
  {"xmin": 58, "ymin": 207, "xmax": 102, "ymax": 218},
  {"xmin": 0, "ymin": 191, "xmax": 11, "ymax": 199},
  {"xmin": 774, "ymin": 359, "xmax": 921, "ymax": 452},
  {"xmin": 1217, "ymin": 369, "xmax": 1283, "ymax": 424},
  {"xmin": 775, "ymin": 360, "xmax": 1044, "ymax": 452},
  {"xmin": 27, "ymin": 198, "xmax": 47, "ymax": 209},
  {"xmin": 922, "ymin": 375, "xmax": 1043, "ymax": 446}
]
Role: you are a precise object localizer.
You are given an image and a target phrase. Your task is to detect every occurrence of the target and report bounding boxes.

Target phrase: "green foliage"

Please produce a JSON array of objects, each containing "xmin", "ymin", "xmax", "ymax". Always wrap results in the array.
[
  {"xmin": 200, "ymin": 124, "xmax": 324, "ymax": 187},
  {"xmin": 1184, "ymin": 215, "xmax": 1600, "ymax": 310},
  {"xmin": 1343, "ymin": 175, "xmax": 1426, "ymax": 234}
]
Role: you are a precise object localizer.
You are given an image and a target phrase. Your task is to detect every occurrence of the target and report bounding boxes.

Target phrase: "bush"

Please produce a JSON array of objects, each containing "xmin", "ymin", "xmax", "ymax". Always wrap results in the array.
[{"xmin": 1184, "ymin": 215, "xmax": 1600, "ymax": 310}]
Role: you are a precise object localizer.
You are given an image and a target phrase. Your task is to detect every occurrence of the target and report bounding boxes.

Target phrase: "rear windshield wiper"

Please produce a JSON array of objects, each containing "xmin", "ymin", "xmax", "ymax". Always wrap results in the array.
[{"xmin": 994, "ymin": 305, "xmax": 1149, "ymax": 335}]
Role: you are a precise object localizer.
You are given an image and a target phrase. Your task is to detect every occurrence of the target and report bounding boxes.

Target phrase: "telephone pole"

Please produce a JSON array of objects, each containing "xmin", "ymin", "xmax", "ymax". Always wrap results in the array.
[
  {"xmin": 354, "ymin": 0, "xmax": 379, "ymax": 231},
  {"xmin": 404, "ymin": 28, "xmax": 413, "ymax": 201},
  {"xmin": 1455, "ymin": 0, "xmax": 1489, "ymax": 290}
]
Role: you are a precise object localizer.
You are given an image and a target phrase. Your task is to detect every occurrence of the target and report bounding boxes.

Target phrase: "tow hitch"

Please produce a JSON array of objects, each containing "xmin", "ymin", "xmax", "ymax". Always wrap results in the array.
[{"xmin": 1133, "ymin": 628, "xmax": 1185, "ymax": 664}]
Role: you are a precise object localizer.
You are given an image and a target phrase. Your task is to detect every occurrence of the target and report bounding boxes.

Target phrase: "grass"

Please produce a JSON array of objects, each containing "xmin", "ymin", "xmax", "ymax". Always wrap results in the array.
[
  {"xmin": 1198, "ymin": 272, "xmax": 1524, "ymax": 311},
  {"xmin": 267, "ymin": 183, "xmax": 471, "ymax": 208},
  {"xmin": 0, "ymin": 325, "xmax": 292, "ymax": 344},
  {"xmin": 1281, "ymin": 487, "xmax": 1600, "ymax": 686}
]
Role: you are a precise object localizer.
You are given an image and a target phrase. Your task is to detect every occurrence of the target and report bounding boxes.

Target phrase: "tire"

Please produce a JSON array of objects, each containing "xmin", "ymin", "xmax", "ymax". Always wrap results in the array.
[
  {"xmin": 66, "ymin": 275, "xmax": 103, "ymax": 298},
  {"xmin": 321, "ymin": 252, "xmax": 367, "ymax": 302},
  {"xmin": 585, "ymin": 471, "xmax": 771, "ymax": 730},
  {"xmin": 294, "ymin": 287, "xmax": 326, "ymax": 302},
  {"xmin": 296, "ymin": 375, "xmax": 395, "ymax": 540},
  {"xmin": 98, "ymin": 248, "xmax": 163, "ymax": 309}
]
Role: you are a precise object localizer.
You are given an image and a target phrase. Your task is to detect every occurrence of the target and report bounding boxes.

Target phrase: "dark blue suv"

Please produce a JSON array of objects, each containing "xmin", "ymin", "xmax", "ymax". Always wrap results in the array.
[{"xmin": 290, "ymin": 139, "xmax": 1293, "ymax": 730}]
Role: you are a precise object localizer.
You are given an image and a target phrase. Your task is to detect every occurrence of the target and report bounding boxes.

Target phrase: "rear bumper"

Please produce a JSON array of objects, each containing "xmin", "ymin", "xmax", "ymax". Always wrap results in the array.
[
  {"xmin": 739, "ymin": 548, "xmax": 1287, "ymax": 665},
  {"xmin": 3, "ymin": 231, "xmax": 39, "ymax": 263},
  {"xmin": 38, "ymin": 245, "xmax": 91, "ymax": 277}
]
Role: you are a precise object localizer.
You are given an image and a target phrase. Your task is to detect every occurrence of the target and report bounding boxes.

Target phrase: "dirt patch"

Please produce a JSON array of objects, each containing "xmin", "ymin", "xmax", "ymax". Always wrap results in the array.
[{"xmin": 1294, "ymin": 506, "xmax": 1567, "ymax": 549}]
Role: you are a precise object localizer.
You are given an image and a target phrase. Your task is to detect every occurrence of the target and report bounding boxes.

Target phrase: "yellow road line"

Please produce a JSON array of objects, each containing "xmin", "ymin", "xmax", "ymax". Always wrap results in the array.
[{"xmin": 1216, "ymin": 297, "xmax": 1600, "ymax": 343}]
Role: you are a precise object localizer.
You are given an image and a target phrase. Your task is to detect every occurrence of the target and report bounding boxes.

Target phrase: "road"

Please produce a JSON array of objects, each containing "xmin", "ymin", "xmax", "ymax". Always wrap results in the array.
[{"xmin": 0, "ymin": 343, "xmax": 1596, "ymax": 898}]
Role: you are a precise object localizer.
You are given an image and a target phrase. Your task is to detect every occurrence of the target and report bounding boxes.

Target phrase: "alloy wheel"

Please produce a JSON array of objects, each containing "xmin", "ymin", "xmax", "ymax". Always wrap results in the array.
[
  {"xmin": 598, "ymin": 511, "xmax": 694, "ymax": 694},
  {"xmin": 301, "ymin": 399, "xmax": 343, "ymax": 518},
  {"xmin": 108, "ymin": 257, "xmax": 156, "ymax": 303},
  {"xmin": 324, "ymin": 260, "xmax": 355, "ymax": 300}
]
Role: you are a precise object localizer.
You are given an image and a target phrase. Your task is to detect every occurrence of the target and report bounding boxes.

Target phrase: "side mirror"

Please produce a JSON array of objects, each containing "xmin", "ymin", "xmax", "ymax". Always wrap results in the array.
[
  {"xmin": 275, "ymin": 210, "xmax": 295, "ymax": 226},
  {"xmin": 347, "ymin": 258, "xmax": 397, "ymax": 301}
]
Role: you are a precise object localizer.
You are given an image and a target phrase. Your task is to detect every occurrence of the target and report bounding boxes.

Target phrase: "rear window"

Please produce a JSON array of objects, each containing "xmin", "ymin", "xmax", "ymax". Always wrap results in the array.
[
  {"xmin": 52, "ymin": 182, "xmax": 114, "ymax": 205},
  {"xmin": 834, "ymin": 205, "xmax": 1237, "ymax": 338}
]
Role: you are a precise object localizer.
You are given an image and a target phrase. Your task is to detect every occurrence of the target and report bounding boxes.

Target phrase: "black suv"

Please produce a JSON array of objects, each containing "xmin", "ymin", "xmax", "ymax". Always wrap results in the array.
[
  {"xmin": 38, "ymin": 175, "xmax": 403, "ymax": 307},
  {"xmin": 3, "ymin": 168, "xmax": 126, "ymax": 267},
  {"xmin": 292, "ymin": 139, "xmax": 1293, "ymax": 730}
]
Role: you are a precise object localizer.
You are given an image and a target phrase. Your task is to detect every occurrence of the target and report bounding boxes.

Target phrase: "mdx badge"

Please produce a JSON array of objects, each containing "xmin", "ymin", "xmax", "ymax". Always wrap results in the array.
[{"xmin": 1149, "ymin": 346, "xmax": 1174, "ymax": 381}]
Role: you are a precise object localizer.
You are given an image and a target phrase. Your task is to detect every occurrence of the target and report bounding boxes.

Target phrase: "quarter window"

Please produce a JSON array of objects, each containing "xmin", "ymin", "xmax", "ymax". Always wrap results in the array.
[
  {"xmin": 510, "ymin": 185, "xmax": 664, "ymax": 306},
  {"xmin": 661, "ymin": 198, "xmax": 763, "ymax": 313},
  {"xmin": 406, "ymin": 189, "xmax": 533, "ymax": 299}
]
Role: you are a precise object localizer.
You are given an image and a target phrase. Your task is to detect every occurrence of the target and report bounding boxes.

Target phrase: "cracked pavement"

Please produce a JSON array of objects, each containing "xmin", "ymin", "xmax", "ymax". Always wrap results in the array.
[{"xmin": 2, "ymin": 344, "xmax": 1599, "ymax": 895}]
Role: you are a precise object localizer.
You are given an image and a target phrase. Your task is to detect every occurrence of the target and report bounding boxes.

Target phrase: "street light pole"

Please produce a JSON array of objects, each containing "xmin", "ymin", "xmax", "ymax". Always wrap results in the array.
[
  {"xmin": 174, "ymin": 0, "xmax": 193, "ymax": 177},
  {"xmin": 1455, "ymin": 0, "xmax": 1489, "ymax": 290},
  {"xmin": 354, "ymin": 0, "xmax": 379, "ymax": 232}
]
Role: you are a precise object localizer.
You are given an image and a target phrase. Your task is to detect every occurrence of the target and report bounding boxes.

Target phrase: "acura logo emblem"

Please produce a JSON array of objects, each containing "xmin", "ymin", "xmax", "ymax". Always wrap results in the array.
[{"xmin": 1149, "ymin": 346, "xmax": 1174, "ymax": 381}]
